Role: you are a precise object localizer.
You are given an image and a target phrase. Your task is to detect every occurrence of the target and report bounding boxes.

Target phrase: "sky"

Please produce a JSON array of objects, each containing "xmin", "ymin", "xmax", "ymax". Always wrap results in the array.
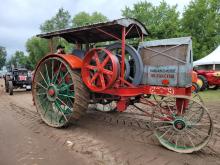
[{"xmin": 0, "ymin": 0, "xmax": 191, "ymax": 58}]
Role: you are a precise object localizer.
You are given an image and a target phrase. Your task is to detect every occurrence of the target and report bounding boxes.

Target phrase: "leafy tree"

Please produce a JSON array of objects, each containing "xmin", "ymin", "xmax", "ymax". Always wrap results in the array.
[
  {"xmin": 0, "ymin": 46, "xmax": 7, "ymax": 69},
  {"xmin": 72, "ymin": 11, "xmax": 108, "ymax": 27},
  {"xmin": 122, "ymin": 1, "xmax": 181, "ymax": 40},
  {"xmin": 7, "ymin": 51, "xmax": 31, "ymax": 69},
  {"xmin": 27, "ymin": 8, "xmax": 74, "ymax": 69},
  {"xmin": 91, "ymin": 12, "xmax": 108, "ymax": 24},
  {"xmin": 26, "ymin": 37, "xmax": 50, "ymax": 69},
  {"xmin": 40, "ymin": 8, "xmax": 71, "ymax": 32},
  {"xmin": 27, "ymin": 9, "xmax": 108, "ymax": 69},
  {"xmin": 72, "ymin": 12, "xmax": 91, "ymax": 27},
  {"xmin": 181, "ymin": 0, "xmax": 220, "ymax": 60},
  {"xmin": 40, "ymin": 20, "xmax": 55, "ymax": 33}
]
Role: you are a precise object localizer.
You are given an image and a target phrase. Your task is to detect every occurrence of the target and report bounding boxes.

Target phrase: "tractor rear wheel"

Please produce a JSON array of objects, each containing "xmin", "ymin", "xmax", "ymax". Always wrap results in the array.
[
  {"xmin": 33, "ymin": 57, "xmax": 89, "ymax": 127},
  {"xmin": 197, "ymin": 75, "xmax": 208, "ymax": 91},
  {"xmin": 9, "ymin": 81, "xmax": 13, "ymax": 95}
]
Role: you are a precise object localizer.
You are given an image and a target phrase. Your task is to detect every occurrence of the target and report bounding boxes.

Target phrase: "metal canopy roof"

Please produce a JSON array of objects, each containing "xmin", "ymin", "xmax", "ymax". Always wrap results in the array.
[{"xmin": 36, "ymin": 18, "xmax": 149, "ymax": 44}]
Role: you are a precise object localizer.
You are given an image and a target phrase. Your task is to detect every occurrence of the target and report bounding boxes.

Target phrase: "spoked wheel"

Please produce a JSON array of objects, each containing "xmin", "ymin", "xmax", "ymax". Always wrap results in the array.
[
  {"xmin": 125, "ymin": 95, "xmax": 156, "ymax": 121},
  {"xmin": 151, "ymin": 97, "xmax": 213, "ymax": 153},
  {"xmin": 33, "ymin": 57, "xmax": 89, "ymax": 127},
  {"xmin": 82, "ymin": 48, "xmax": 119, "ymax": 92},
  {"xmin": 106, "ymin": 42, "xmax": 144, "ymax": 85},
  {"xmin": 152, "ymin": 93, "xmax": 204, "ymax": 106},
  {"xmin": 191, "ymin": 93, "xmax": 204, "ymax": 105},
  {"xmin": 152, "ymin": 95, "xmax": 165, "ymax": 103},
  {"xmin": 153, "ymin": 95, "xmax": 204, "ymax": 123}
]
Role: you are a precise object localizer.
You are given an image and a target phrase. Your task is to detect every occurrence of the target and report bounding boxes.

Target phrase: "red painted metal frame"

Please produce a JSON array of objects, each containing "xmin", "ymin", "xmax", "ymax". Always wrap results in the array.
[
  {"xmin": 39, "ymin": 22, "xmax": 193, "ymax": 118},
  {"xmin": 82, "ymin": 25, "xmax": 192, "ymax": 98},
  {"xmin": 34, "ymin": 54, "xmax": 83, "ymax": 78},
  {"xmin": 101, "ymin": 85, "xmax": 192, "ymax": 97},
  {"xmin": 93, "ymin": 25, "xmax": 141, "ymax": 88}
]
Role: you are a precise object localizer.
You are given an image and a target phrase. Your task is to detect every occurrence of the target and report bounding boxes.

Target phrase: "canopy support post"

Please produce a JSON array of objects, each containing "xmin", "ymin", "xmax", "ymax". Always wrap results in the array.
[{"xmin": 49, "ymin": 39, "xmax": 53, "ymax": 53}]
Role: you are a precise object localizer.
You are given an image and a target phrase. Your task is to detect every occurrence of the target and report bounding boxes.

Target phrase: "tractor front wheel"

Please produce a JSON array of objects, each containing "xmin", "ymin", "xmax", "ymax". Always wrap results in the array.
[
  {"xmin": 9, "ymin": 81, "xmax": 13, "ymax": 95},
  {"xmin": 5, "ymin": 81, "xmax": 9, "ymax": 93},
  {"xmin": 33, "ymin": 57, "xmax": 89, "ymax": 127},
  {"xmin": 151, "ymin": 97, "xmax": 213, "ymax": 153}
]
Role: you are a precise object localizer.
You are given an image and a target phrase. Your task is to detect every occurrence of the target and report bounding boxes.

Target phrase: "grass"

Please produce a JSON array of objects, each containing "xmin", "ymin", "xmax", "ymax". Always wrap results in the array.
[{"xmin": 198, "ymin": 89, "xmax": 220, "ymax": 103}]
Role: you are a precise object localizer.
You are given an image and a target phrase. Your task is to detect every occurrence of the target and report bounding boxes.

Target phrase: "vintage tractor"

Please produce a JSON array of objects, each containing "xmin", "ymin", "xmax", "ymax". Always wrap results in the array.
[
  {"xmin": 5, "ymin": 68, "xmax": 32, "ymax": 95},
  {"xmin": 191, "ymin": 70, "xmax": 200, "ymax": 93},
  {"xmin": 33, "ymin": 18, "xmax": 213, "ymax": 153},
  {"xmin": 194, "ymin": 69, "xmax": 220, "ymax": 90}
]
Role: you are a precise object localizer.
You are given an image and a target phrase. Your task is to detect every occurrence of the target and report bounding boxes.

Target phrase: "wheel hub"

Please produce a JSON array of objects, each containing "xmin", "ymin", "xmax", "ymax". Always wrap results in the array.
[
  {"xmin": 48, "ymin": 89, "xmax": 55, "ymax": 96},
  {"xmin": 98, "ymin": 66, "xmax": 102, "ymax": 73},
  {"xmin": 47, "ymin": 84, "xmax": 58, "ymax": 101},
  {"xmin": 173, "ymin": 119, "xmax": 186, "ymax": 131}
]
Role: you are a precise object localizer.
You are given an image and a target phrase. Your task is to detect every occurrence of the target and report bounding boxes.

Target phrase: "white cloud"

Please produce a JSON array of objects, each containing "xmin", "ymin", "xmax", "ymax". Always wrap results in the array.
[{"xmin": 0, "ymin": 0, "xmax": 191, "ymax": 58}]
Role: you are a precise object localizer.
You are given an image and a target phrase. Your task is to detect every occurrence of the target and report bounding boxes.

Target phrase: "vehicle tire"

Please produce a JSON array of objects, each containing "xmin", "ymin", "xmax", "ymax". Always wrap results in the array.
[
  {"xmin": 197, "ymin": 75, "xmax": 208, "ymax": 91},
  {"xmin": 209, "ymin": 85, "xmax": 218, "ymax": 90},
  {"xmin": 192, "ymin": 82, "xmax": 200, "ymax": 93},
  {"xmin": 33, "ymin": 56, "xmax": 90, "ymax": 127},
  {"xmin": 5, "ymin": 80, "xmax": 9, "ymax": 93},
  {"xmin": 9, "ymin": 81, "xmax": 13, "ymax": 95},
  {"xmin": 106, "ymin": 42, "xmax": 144, "ymax": 85}
]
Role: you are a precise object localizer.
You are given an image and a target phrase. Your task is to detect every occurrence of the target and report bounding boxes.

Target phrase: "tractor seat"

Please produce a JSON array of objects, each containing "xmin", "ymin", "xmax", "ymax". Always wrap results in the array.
[{"xmin": 72, "ymin": 49, "xmax": 86, "ymax": 59}]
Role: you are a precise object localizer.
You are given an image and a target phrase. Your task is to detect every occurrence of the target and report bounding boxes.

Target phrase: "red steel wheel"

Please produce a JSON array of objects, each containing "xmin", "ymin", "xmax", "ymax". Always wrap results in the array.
[{"xmin": 82, "ymin": 48, "xmax": 119, "ymax": 92}]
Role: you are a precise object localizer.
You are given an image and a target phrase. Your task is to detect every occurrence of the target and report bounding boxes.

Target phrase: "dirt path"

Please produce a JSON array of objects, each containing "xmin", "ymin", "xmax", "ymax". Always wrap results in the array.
[
  {"xmin": 0, "ymin": 80, "xmax": 92, "ymax": 165},
  {"xmin": 0, "ymin": 79, "xmax": 220, "ymax": 165}
]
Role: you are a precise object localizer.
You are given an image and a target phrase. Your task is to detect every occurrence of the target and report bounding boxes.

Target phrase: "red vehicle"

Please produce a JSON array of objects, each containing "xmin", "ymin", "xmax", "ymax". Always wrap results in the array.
[
  {"xmin": 191, "ymin": 71, "xmax": 200, "ymax": 93},
  {"xmin": 194, "ymin": 68, "xmax": 220, "ymax": 90},
  {"xmin": 33, "ymin": 18, "xmax": 213, "ymax": 153}
]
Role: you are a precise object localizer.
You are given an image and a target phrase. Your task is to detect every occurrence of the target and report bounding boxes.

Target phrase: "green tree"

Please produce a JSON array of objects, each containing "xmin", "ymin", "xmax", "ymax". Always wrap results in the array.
[
  {"xmin": 181, "ymin": 0, "xmax": 220, "ymax": 60},
  {"xmin": 91, "ymin": 12, "xmax": 108, "ymax": 24},
  {"xmin": 72, "ymin": 11, "xmax": 108, "ymax": 27},
  {"xmin": 0, "ymin": 46, "xmax": 7, "ymax": 69},
  {"xmin": 27, "ymin": 8, "xmax": 73, "ymax": 69},
  {"xmin": 40, "ymin": 20, "xmax": 55, "ymax": 33},
  {"xmin": 72, "ymin": 12, "xmax": 91, "ymax": 27},
  {"xmin": 26, "ymin": 37, "xmax": 50, "ymax": 69},
  {"xmin": 26, "ymin": 10, "xmax": 108, "ymax": 69},
  {"xmin": 122, "ymin": 1, "xmax": 181, "ymax": 40},
  {"xmin": 7, "ymin": 51, "xmax": 31, "ymax": 69},
  {"xmin": 40, "ymin": 8, "xmax": 71, "ymax": 32}
]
